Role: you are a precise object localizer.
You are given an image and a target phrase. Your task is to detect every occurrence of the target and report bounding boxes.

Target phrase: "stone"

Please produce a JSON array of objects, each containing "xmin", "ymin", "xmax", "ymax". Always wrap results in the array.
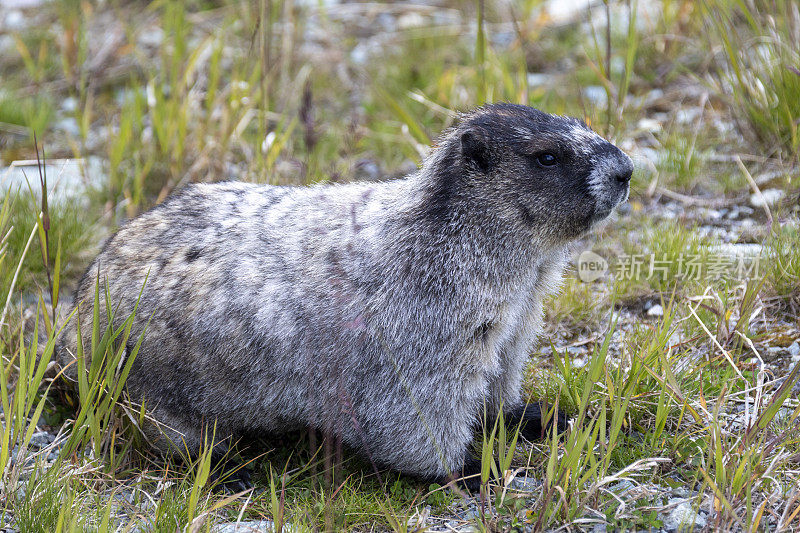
[
  {"xmin": 509, "ymin": 475, "xmax": 541, "ymax": 492},
  {"xmin": 664, "ymin": 500, "xmax": 706, "ymax": 531},
  {"xmin": 213, "ymin": 520, "xmax": 283, "ymax": 533},
  {"xmin": 750, "ymin": 188, "xmax": 785, "ymax": 208}
]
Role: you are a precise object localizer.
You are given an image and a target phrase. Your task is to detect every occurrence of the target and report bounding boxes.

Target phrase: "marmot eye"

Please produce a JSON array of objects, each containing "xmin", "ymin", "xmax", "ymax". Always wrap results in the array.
[{"xmin": 537, "ymin": 153, "xmax": 558, "ymax": 167}]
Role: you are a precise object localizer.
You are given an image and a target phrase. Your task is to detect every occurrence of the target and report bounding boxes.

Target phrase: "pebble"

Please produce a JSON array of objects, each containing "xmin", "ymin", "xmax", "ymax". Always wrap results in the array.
[
  {"xmin": 647, "ymin": 304, "xmax": 664, "ymax": 317},
  {"xmin": 526, "ymin": 73, "xmax": 553, "ymax": 87},
  {"xmin": 750, "ymin": 188, "xmax": 785, "ymax": 208},
  {"xmin": 583, "ymin": 86, "xmax": 608, "ymax": 107},
  {"xmin": 138, "ymin": 27, "xmax": 165, "ymax": 48},
  {"xmin": 61, "ymin": 96, "xmax": 78, "ymax": 113},
  {"xmin": 397, "ymin": 12, "xmax": 426, "ymax": 29},
  {"xmin": 609, "ymin": 479, "xmax": 636, "ymax": 494},
  {"xmin": 664, "ymin": 500, "xmax": 706, "ymax": 531},
  {"xmin": 509, "ymin": 475, "xmax": 540, "ymax": 492},
  {"xmin": 712, "ymin": 243, "xmax": 763, "ymax": 259},
  {"xmin": 636, "ymin": 117, "xmax": 661, "ymax": 133},
  {"xmin": 54, "ymin": 117, "xmax": 81, "ymax": 137},
  {"xmin": 28, "ymin": 430, "xmax": 54, "ymax": 449},
  {"xmin": 3, "ymin": 10, "xmax": 25, "ymax": 30},
  {"xmin": 213, "ymin": 520, "xmax": 282, "ymax": 533}
]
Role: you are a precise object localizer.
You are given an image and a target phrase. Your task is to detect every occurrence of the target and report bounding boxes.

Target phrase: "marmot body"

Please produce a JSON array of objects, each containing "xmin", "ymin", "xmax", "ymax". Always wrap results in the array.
[{"xmin": 58, "ymin": 104, "xmax": 632, "ymax": 481}]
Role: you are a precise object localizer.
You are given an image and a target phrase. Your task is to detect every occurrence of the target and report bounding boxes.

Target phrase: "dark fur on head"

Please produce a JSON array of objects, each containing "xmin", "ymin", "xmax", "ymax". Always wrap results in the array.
[{"xmin": 422, "ymin": 104, "xmax": 631, "ymax": 245}]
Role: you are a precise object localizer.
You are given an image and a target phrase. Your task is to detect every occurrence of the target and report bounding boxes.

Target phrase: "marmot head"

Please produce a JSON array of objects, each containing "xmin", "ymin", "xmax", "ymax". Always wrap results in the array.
[{"xmin": 429, "ymin": 103, "xmax": 632, "ymax": 244}]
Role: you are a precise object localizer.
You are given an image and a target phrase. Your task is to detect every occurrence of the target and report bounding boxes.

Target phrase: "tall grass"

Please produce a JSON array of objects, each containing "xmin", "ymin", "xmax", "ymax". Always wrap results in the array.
[
  {"xmin": 703, "ymin": 0, "xmax": 800, "ymax": 159},
  {"xmin": 585, "ymin": 0, "xmax": 641, "ymax": 138},
  {"xmin": 765, "ymin": 223, "xmax": 800, "ymax": 308}
]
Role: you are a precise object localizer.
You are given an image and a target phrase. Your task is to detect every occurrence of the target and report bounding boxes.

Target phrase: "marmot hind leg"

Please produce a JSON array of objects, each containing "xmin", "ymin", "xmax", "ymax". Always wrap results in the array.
[{"xmin": 505, "ymin": 402, "xmax": 568, "ymax": 442}]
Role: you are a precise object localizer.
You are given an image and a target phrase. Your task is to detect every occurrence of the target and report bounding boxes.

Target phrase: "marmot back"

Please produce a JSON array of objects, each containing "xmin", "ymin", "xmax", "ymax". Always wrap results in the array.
[{"xmin": 58, "ymin": 103, "xmax": 633, "ymax": 483}]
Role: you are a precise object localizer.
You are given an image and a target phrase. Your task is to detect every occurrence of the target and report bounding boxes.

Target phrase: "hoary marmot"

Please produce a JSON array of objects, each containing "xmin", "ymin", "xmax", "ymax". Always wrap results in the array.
[{"xmin": 58, "ymin": 103, "xmax": 632, "ymax": 487}]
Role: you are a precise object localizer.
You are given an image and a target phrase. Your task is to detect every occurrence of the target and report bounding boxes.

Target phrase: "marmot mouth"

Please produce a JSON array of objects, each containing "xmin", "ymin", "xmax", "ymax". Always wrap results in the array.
[
  {"xmin": 590, "ymin": 181, "xmax": 629, "ymax": 226},
  {"xmin": 590, "ymin": 206, "xmax": 614, "ymax": 224},
  {"xmin": 590, "ymin": 196, "xmax": 626, "ymax": 225}
]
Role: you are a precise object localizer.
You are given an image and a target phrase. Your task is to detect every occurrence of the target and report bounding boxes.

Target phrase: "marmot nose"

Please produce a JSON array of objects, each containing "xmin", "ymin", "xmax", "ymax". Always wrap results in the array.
[{"xmin": 614, "ymin": 168, "xmax": 632, "ymax": 185}]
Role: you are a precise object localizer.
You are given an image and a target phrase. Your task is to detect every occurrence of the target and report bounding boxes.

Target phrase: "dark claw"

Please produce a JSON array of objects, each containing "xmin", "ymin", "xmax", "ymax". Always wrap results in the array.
[{"xmin": 209, "ymin": 459, "xmax": 253, "ymax": 494}]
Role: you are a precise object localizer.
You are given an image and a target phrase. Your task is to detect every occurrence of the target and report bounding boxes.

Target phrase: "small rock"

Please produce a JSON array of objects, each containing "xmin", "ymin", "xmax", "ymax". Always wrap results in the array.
[
  {"xmin": 61, "ymin": 96, "xmax": 78, "ymax": 113},
  {"xmin": 376, "ymin": 13, "xmax": 395, "ymax": 32},
  {"xmin": 788, "ymin": 342, "xmax": 799, "ymax": 357},
  {"xmin": 609, "ymin": 479, "xmax": 635, "ymax": 494},
  {"xmin": 664, "ymin": 500, "xmax": 706, "ymax": 531},
  {"xmin": 461, "ymin": 508, "xmax": 480, "ymax": 522},
  {"xmin": 671, "ymin": 486, "xmax": 695, "ymax": 498},
  {"xmin": 28, "ymin": 431, "xmax": 54, "ymax": 450},
  {"xmin": 213, "ymin": 520, "xmax": 281, "ymax": 533},
  {"xmin": 676, "ymin": 107, "xmax": 702, "ymax": 125},
  {"xmin": 647, "ymin": 304, "xmax": 664, "ymax": 317},
  {"xmin": 0, "ymin": 509, "xmax": 16, "ymax": 531},
  {"xmin": 750, "ymin": 188, "xmax": 785, "ymax": 208},
  {"xmin": 137, "ymin": 26, "xmax": 164, "ymax": 48},
  {"xmin": 3, "ymin": 10, "xmax": 25, "ymax": 30},
  {"xmin": 637, "ymin": 117, "xmax": 661, "ymax": 133},
  {"xmin": 509, "ymin": 475, "xmax": 540, "ymax": 492},
  {"xmin": 583, "ymin": 86, "xmax": 607, "ymax": 107},
  {"xmin": 54, "ymin": 117, "xmax": 80, "ymax": 137},
  {"xmin": 526, "ymin": 73, "xmax": 553, "ymax": 87},
  {"xmin": 566, "ymin": 345, "xmax": 587, "ymax": 355},
  {"xmin": 397, "ymin": 12, "xmax": 426, "ymax": 29},
  {"xmin": 701, "ymin": 208, "xmax": 723, "ymax": 220},
  {"xmin": 712, "ymin": 243, "xmax": 763, "ymax": 259},
  {"xmin": 0, "ymin": 35, "xmax": 14, "ymax": 55},
  {"xmin": 644, "ymin": 89, "xmax": 665, "ymax": 105}
]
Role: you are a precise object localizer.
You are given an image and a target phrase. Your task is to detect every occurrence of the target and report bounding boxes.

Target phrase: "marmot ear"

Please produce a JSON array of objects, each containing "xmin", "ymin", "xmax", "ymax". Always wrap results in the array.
[{"xmin": 460, "ymin": 128, "xmax": 490, "ymax": 172}]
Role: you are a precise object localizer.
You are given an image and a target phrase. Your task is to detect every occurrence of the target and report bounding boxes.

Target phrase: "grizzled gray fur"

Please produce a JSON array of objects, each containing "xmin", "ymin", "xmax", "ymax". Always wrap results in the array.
[{"xmin": 58, "ymin": 103, "xmax": 632, "ymax": 482}]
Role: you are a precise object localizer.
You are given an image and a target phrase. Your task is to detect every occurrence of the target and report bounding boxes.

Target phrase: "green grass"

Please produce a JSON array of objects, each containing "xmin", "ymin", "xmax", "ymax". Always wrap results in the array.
[
  {"xmin": 612, "ymin": 219, "xmax": 717, "ymax": 300},
  {"xmin": 765, "ymin": 222, "xmax": 800, "ymax": 307},
  {"xmin": 702, "ymin": 0, "xmax": 800, "ymax": 159},
  {"xmin": 2, "ymin": 188, "xmax": 94, "ymax": 297}
]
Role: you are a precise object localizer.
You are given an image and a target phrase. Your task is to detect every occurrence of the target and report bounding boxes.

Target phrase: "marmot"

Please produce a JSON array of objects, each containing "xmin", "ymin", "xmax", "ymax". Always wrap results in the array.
[{"xmin": 57, "ymin": 103, "xmax": 632, "ymax": 486}]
